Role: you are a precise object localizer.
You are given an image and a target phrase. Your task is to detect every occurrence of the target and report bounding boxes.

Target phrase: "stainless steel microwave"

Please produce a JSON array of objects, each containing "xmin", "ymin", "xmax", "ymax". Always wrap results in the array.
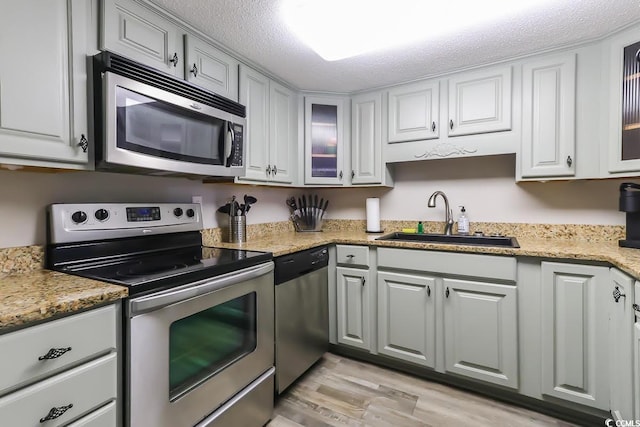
[{"xmin": 91, "ymin": 51, "xmax": 246, "ymax": 178}]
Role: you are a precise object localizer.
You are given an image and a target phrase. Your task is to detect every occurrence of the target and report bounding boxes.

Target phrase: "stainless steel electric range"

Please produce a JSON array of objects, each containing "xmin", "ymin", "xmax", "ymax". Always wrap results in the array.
[{"xmin": 46, "ymin": 203, "xmax": 275, "ymax": 427}]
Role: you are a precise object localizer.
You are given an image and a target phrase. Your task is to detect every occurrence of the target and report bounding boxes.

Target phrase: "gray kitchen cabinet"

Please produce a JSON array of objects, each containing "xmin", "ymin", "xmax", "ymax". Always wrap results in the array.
[
  {"xmin": 184, "ymin": 34, "xmax": 239, "ymax": 101},
  {"xmin": 351, "ymin": 92, "xmax": 383, "ymax": 185},
  {"xmin": 0, "ymin": 0, "xmax": 91, "ymax": 169},
  {"xmin": 336, "ymin": 266, "xmax": 371, "ymax": 351},
  {"xmin": 237, "ymin": 65, "xmax": 297, "ymax": 184},
  {"xmin": 540, "ymin": 262, "xmax": 609, "ymax": 410},
  {"xmin": 387, "ymin": 80, "xmax": 440, "ymax": 143},
  {"xmin": 0, "ymin": 304, "xmax": 120, "ymax": 426},
  {"xmin": 101, "ymin": 0, "xmax": 183, "ymax": 77},
  {"xmin": 377, "ymin": 271, "xmax": 436, "ymax": 368},
  {"xmin": 447, "ymin": 65, "xmax": 512, "ymax": 137},
  {"xmin": 607, "ymin": 28, "xmax": 640, "ymax": 174},
  {"xmin": 520, "ymin": 53, "xmax": 576, "ymax": 178},
  {"xmin": 304, "ymin": 95, "xmax": 350, "ymax": 185},
  {"xmin": 443, "ymin": 278, "xmax": 518, "ymax": 388},
  {"xmin": 610, "ymin": 268, "xmax": 635, "ymax": 421}
]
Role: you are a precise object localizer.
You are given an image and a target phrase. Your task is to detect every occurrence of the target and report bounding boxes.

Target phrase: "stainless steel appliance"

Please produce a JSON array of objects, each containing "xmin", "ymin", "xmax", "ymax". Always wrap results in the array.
[
  {"xmin": 46, "ymin": 203, "xmax": 274, "ymax": 427},
  {"xmin": 274, "ymin": 246, "xmax": 329, "ymax": 393},
  {"xmin": 91, "ymin": 51, "xmax": 246, "ymax": 178}
]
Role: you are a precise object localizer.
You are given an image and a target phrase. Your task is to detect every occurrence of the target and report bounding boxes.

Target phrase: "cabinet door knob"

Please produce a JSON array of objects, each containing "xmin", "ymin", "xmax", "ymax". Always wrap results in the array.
[
  {"xmin": 190, "ymin": 63, "xmax": 198, "ymax": 77},
  {"xmin": 169, "ymin": 52, "xmax": 179, "ymax": 67},
  {"xmin": 633, "ymin": 303, "xmax": 640, "ymax": 312},
  {"xmin": 38, "ymin": 347, "xmax": 72, "ymax": 360},
  {"xmin": 361, "ymin": 277, "xmax": 366, "ymax": 286},
  {"xmin": 339, "ymin": 170, "xmax": 343, "ymax": 180},
  {"xmin": 566, "ymin": 155, "xmax": 573, "ymax": 167},
  {"xmin": 266, "ymin": 165, "xmax": 271, "ymax": 175},
  {"xmin": 432, "ymin": 122, "xmax": 436, "ymax": 132},
  {"xmin": 273, "ymin": 165, "xmax": 278, "ymax": 175},
  {"xmin": 40, "ymin": 404, "xmax": 73, "ymax": 423},
  {"xmin": 77, "ymin": 134, "xmax": 88, "ymax": 153},
  {"xmin": 445, "ymin": 287, "xmax": 450, "ymax": 298},
  {"xmin": 351, "ymin": 170, "xmax": 355, "ymax": 179},
  {"xmin": 449, "ymin": 120, "xmax": 454, "ymax": 130},
  {"xmin": 346, "ymin": 254, "xmax": 355, "ymax": 258},
  {"xmin": 427, "ymin": 286, "xmax": 431, "ymax": 297},
  {"xmin": 613, "ymin": 286, "xmax": 626, "ymax": 302}
]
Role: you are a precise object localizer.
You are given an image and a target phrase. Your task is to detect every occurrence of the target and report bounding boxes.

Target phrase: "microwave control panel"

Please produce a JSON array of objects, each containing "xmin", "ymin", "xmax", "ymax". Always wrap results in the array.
[{"xmin": 228, "ymin": 124, "xmax": 243, "ymax": 167}]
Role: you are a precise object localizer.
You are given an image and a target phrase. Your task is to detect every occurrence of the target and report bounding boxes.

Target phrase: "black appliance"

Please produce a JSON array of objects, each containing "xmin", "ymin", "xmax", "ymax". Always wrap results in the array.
[{"xmin": 619, "ymin": 182, "xmax": 640, "ymax": 248}]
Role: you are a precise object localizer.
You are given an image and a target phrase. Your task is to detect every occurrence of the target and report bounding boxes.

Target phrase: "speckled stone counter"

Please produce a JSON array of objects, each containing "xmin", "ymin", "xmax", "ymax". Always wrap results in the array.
[
  {"xmin": 209, "ymin": 229, "xmax": 640, "ymax": 282},
  {"xmin": 0, "ymin": 270, "xmax": 128, "ymax": 331}
]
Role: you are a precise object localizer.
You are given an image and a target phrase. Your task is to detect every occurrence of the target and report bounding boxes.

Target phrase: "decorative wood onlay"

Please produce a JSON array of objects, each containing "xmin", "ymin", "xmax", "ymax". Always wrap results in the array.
[{"xmin": 414, "ymin": 143, "xmax": 478, "ymax": 159}]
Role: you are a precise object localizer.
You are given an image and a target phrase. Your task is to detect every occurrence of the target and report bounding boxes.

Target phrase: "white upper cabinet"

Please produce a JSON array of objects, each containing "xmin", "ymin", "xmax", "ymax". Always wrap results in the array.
[
  {"xmin": 269, "ymin": 81, "xmax": 296, "ymax": 184},
  {"xmin": 387, "ymin": 81, "xmax": 439, "ymax": 143},
  {"xmin": 101, "ymin": 0, "xmax": 183, "ymax": 77},
  {"xmin": 238, "ymin": 66, "xmax": 296, "ymax": 184},
  {"xmin": 520, "ymin": 53, "xmax": 576, "ymax": 178},
  {"xmin": 607, "ymin": 29, "xmax": 640, "ymax": 174},
  {"xmin": 184, "ymin": 35, "xmax": 239, "ymax": 101},
  {"xmin": 447, "ymin": 65, "xmax": 512, "ymax": 137},
  {"xmin": 351, "ymin": 92, "xmax": 383, "ymax": 185},
  {"xmin": 0, "ymin": 0, "xmax": 90, "ymax": 169},
  {"xmin": 304, "ymin": 95, "xmax": 348, "ymax": 185}
]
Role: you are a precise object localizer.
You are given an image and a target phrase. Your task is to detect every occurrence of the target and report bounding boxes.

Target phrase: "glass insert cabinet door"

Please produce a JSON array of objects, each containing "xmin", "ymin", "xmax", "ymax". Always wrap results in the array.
[
  {"xmin": 304, "ymin": 96, "xmax": 346, "ymax": 184},
  {"xmin": 609, "ymin": 33, "xmax": 640, "ymax": 173}
]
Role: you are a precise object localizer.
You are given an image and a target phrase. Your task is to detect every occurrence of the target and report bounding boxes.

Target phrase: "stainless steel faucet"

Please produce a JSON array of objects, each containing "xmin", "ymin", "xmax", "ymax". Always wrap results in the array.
[{"xmin": 428, "ymin": 191, "xmax": 454, "ymax": 235}]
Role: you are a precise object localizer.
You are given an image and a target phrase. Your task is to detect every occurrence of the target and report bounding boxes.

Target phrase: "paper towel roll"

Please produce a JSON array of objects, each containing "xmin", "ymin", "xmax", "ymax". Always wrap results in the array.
[{"xmin": 366, "ymin": 198, "xmax": 381, "ymax": 232}]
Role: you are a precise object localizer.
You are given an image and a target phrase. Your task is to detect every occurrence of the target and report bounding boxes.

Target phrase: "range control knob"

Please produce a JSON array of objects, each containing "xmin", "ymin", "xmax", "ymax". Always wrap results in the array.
[
  {"xmin": 71, "ymin": 211, "xmax": 87, "ymax": 224},
  {"xmin": 173, "ymin": 208, "xmax": 184, "ymax": 217},
  {"xmin": 94, "ymin": 209, "xmax": 109, "ymax": 221},
  {"xmin": 186, "ymin": 208, "xmax": 195, "ymax": 218}
]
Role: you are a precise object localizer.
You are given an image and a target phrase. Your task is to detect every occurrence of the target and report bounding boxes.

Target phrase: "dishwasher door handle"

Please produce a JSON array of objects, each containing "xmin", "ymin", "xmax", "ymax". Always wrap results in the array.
[{"xmin": 129, "ymin": 262, "xmax": 274, "ymax": 315}]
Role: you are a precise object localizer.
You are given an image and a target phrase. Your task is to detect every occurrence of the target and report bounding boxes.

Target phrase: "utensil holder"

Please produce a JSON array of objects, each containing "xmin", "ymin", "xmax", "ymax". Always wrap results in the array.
[{"xmin": 229, "ymin": 216, "xmax": 246, "ymax": 243}]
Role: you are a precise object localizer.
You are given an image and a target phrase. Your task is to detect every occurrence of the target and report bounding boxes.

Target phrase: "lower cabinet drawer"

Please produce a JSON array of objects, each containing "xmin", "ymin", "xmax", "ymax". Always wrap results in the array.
[
  {"xmin": 0, "ymin": 304, "xmax": 117, "ymax": 395},
  {"xmin": 336, "ymin": 245, "xmax": 370, "ymax": 267},
  {"xmin": 67, "ymin": 400, "xmax": 117, "ymax": 427},
  {"xmin": 0, "ymin": 353, "xmax": 117, "ymax": 427}
]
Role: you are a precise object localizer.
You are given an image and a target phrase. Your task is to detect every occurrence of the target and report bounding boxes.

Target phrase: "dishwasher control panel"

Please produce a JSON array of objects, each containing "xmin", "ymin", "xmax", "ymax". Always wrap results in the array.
[{"xmin": 274, "ymin": 245, "xmax": 329, "ymax": 285}]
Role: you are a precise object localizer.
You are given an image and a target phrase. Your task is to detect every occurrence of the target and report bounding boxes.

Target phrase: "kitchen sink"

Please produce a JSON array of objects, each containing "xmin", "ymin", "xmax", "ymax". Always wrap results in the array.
[{"xmin": 376, "ymin": 232, "xmax": 520, "ymax": 248}]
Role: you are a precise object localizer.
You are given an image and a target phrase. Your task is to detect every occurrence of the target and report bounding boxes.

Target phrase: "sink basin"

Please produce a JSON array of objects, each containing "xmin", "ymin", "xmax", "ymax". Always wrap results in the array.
[{"xmin": 376, "ymin": 232, "xmax": 520, "ymax": 248}]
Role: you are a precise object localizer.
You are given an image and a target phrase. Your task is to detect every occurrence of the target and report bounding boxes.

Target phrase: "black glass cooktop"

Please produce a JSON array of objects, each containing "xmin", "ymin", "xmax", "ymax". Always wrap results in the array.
[{"xmin": 51, "ymin": 244, "xmax": 271, "ymax": 296}]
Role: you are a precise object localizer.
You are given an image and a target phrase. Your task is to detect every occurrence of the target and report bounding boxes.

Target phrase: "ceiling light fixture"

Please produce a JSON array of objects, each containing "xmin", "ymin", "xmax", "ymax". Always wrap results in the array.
[{"xmin": 281, "ymin": 0, "xmax": 557, "ymax": 61}]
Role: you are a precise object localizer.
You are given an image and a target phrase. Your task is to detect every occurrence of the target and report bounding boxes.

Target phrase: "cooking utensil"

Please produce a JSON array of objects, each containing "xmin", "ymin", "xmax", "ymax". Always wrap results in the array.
[
  {"xmin": 217, "ymin": 204, "xmax": 231, "ymax": 214},
  {"xmin": 320, "ymin": 199, "xmax": 329, "ymax": 219},
  {"xmin": 230, "ymin": 195, "xmax": 236, "ymax": 218},
  {"xmin": 242, "ymin": 195, "xmax": 257, "ymax": 215}
]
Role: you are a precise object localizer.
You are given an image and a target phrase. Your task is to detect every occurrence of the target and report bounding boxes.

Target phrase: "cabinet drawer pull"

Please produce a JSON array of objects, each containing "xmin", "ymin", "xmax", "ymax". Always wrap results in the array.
[
  {"xmin": 633, "ymin": 303, "xmax": 640, "ymax": 313},
  {"xmin": 427, "ymin": 285, "xmax": 431, "ymax": 297},
  {"xmin": 40, "ymin": 404, "xmax": 73, "ymax": 423},
  {"xmin": 613, "ymin": 286, "xmax": 626, "ymax": 303},
  {"xmin": 169, "ymin": 52, "xmax": 179, "ymax": 67},
  {"xmin": 566, "ymin": 155, "xmax": 573, "ymax": 167},
  {"xmin": 266, "ymin": 165, "xmax": 272, "ymax": 175},
  {"xmin": 77, "ymin": 134, "xmax": 88, "ymax": 153},
  {"xmin": 345, "ymin": 254, "xmax": 355, "ymax": 259},
  {"xmin": 449, "ymin": 120, "xmax": 454, "ymax": 130},
  {"xmin": 431, "ymin": 121, "xmax": 436, "ymax": 132},
  {"xmin": 361, "ymin": 277, "xmax": 366, "ymax": 286},
  {"xmin": 273, "ymin": 165, "xmax": 278, "ymax": 175},
  {"xmin": 351, "ymin": 170, "xmax": 355, "ymax": 179},
  {"xmin": 445, "ymin": 287, "xmax": 450, "ymax": 298},
  {"xmin": 38, "ymin": 347, "xmax": 72, "ymax": 361},
  {"xmin": 339, "ymin": 170, "xmax": 343, "ymax": 180},
  {"xmin": 190, "ymin": 63, "xmax": 198, "ymax": 77}
]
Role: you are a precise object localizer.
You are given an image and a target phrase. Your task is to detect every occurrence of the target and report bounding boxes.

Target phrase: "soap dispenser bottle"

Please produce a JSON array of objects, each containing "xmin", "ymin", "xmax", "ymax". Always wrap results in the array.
[{"xmin": 457, "ymin": 206, "xmax": 469, "ymax": 235}]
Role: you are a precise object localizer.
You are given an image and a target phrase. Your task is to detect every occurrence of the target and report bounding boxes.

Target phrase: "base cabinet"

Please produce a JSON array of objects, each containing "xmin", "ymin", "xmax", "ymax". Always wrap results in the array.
[
  {"xmin": 540, "ymin": 262, "xmax": 609, "ymax": 411},
  {"xmin": 336, "ymin": 266, "xmax": 371, "ymax": 351},
  {"xmin": 377, "ymin": 271, "xmax": 436, "ymax": 367},
  {"xmin": 443, "ymin": 278, "xmax": 518, "ymax": 389}
]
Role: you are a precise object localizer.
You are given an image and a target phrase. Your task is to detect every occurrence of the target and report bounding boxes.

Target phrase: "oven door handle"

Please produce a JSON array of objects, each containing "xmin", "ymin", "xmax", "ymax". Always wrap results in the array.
[{"xmin": 129, "ymin": 262, "xmax": 274, "ymax": 316}]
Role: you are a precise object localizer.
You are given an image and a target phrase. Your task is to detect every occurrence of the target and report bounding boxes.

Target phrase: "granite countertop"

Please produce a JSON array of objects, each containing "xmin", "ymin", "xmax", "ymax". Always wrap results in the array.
[
  {"xmin": 212, "ymin": 230, "xmax": 640, "ymax": 280},
  {"xmin": 0, "ymin": 270, "xmax": 128, "ymax": 331}
]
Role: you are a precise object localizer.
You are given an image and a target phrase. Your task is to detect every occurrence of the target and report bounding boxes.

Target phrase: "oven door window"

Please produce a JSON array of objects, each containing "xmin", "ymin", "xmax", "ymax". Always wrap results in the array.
[
  {"xmin": 169, "ymin": 292, "xmax": 257, "ymax": 400},
  {"xmin": 116, "ymin": 86, "xmax": 225, "ymax": 165}
]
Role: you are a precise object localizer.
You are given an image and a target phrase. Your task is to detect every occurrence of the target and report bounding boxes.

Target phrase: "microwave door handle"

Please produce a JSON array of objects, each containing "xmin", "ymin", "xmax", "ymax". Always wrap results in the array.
[
  {"xmin": 224, "ymin": 123, "xmax": 234, "ymax": 165},
  {"xmin": 128, "ymin": 262, "xmax": 274, "ymax": 316}
]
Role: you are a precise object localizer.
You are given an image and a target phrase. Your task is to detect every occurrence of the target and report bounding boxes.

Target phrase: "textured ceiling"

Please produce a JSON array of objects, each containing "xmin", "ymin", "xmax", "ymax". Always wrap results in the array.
[{"xmin": 150, "ymin": 0, "xmax": 640, "ymax": 93}]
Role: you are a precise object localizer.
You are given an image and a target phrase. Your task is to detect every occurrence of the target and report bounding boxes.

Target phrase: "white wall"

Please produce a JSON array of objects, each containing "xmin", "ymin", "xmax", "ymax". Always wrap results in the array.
[
  {"xmin": 0, "ymin": 154, "xmax": 631, "ymax": 248},
  {"xmin": 317, "ymin": 155, "xmax": 628, "ymax": 226}
]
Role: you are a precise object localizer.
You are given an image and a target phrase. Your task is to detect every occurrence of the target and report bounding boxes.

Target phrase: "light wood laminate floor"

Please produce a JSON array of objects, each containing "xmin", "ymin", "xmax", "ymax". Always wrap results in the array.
[{"xmin": 268, "ymin": 353, "xmax": 578, "ymax": 427}]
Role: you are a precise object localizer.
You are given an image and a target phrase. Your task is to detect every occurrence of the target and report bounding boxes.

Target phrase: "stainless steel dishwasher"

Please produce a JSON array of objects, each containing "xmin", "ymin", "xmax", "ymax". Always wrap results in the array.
[{"xmin": 274, "ymin": 245, "xmax": 329, "ymax": 394}]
